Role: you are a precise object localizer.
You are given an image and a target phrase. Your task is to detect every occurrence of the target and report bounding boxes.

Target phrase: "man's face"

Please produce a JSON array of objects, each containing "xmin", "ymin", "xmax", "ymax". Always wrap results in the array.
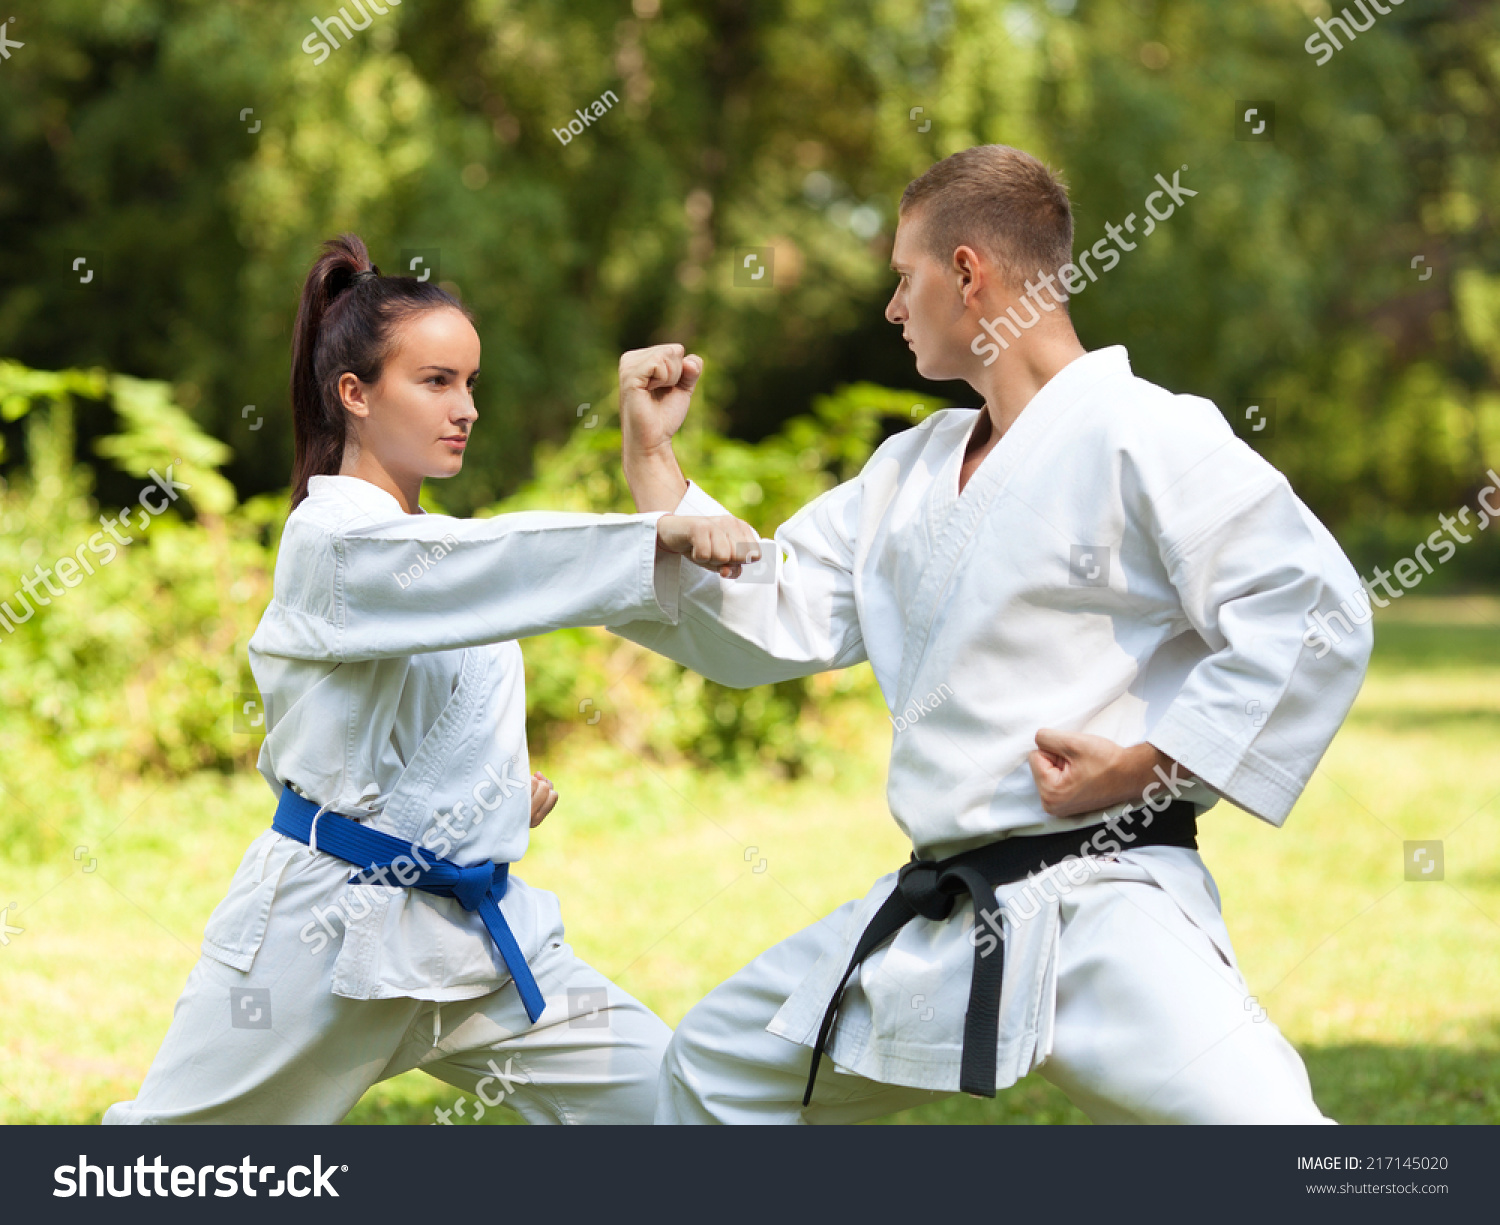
[{"xmin": 885, "ymin": 208, "xmax": 992, "ymax": 383}]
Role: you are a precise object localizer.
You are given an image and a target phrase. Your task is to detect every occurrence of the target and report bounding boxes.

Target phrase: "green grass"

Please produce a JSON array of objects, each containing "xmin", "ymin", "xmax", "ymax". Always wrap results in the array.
[{"xmin": 1, "ymin": 597, "xmax": 1496, "ymax": 1124}]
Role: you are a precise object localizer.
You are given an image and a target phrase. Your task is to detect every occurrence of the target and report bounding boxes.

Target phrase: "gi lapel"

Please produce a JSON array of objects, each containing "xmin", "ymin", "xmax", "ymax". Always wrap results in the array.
[
  {"xmin": 891, "ymin": 349, "xmax": 1131, "ymax": 711},
  {"xmin": 378, "ymin": 646, "xmax": 492, "ymax": 843}
]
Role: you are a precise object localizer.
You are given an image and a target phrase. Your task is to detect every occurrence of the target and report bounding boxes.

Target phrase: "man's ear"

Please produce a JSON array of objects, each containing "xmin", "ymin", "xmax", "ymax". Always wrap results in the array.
[
  {"xmin": 338, "ymin": 371, "xmax": 371, "ymax": 419},
  {"xmin": 952, "ymin": 244, "xmax": 987, "ymax": 308}
]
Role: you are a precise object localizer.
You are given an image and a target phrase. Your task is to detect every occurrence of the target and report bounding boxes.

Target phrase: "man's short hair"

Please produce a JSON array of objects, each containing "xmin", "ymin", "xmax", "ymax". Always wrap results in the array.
[{"xmin": 899, "ymin": 145, "xmax": 1074, "ymax": 291}]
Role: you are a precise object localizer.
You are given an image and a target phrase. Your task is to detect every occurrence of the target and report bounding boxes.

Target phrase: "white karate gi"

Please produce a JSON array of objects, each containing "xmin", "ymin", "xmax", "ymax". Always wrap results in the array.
[
  {"xmin": 105, "ymin": 474, "xmax": 690, "ymax": 1124},
  {"xmin": 614, "ymin": 346, "xmax": 1371, "ymax": 1123}
]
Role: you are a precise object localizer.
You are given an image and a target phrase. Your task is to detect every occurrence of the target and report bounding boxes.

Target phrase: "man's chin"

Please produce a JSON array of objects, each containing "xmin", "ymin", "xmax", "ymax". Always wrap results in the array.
[{"xmin": 911, "ymin": 352, "xmax": 956, "ymax": 383}]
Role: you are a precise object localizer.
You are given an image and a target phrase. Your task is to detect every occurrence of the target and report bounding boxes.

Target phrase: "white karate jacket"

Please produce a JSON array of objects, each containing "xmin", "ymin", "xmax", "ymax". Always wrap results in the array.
[
  {"xmin": 203, "ymin": 474, "xmax": 685, "ymax": 1002},
  {"xmin": 612, "ymin": 345, "xmax": 1374, "ymax": 1090}
]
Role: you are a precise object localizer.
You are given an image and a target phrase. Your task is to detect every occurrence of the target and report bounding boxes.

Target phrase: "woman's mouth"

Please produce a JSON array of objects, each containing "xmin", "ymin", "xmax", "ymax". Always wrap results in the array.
[{"xmin": 442, "ymin": 436, "xmax": 467, "ymax": 451}]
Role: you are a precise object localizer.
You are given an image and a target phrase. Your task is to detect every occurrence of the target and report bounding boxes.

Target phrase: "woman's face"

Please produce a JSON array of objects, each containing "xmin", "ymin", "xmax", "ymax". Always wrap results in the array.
[{"xmin": 340, "ymin": 306, "xmax": 481, "ymax": 484}]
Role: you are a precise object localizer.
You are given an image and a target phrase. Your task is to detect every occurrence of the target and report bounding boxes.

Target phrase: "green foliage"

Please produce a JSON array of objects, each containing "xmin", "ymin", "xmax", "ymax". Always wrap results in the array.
[
  {"xmin": 94, "ymin": 375, "xmax": 238, "ymax": 517},
  {"xmin": 0, "ymin": 371, "xmax": 271, "ymax": 861},
  {"xmin": 5, "ymin": 0, "xmax": 1498, "ymax": 533},
  {"xmin": 0, "ymin": 361, "xmax": 108, "ymax": 428}
]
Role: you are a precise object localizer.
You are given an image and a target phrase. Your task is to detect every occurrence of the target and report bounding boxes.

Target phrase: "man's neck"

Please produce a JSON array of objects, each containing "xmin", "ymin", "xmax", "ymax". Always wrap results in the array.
[{"xmin": 969, "ymin": 325, "xmax": 1089, "ymax": 442}]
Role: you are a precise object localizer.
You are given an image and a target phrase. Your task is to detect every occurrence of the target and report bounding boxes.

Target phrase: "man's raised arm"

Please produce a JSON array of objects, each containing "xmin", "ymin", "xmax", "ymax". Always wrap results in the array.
[
  {"xmin": 619, "ymin": 344, "xmax": 694, "ymax": 512},
  {"xmin": 610, "ymin": 345, "xmax": 868, "ymax": 687}
]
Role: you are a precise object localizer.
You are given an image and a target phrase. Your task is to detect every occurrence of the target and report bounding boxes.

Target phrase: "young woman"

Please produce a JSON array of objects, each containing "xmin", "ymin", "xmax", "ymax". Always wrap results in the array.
[{"xmin": 104, "ymin": 234, "xmax": 760, "ymax": 1124}]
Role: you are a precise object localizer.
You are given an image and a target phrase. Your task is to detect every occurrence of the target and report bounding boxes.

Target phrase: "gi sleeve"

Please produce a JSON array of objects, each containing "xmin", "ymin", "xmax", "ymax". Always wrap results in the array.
[
  {"xmin": 609, "ymin": 475, "xmax": 868, "ymax": 686},
  {"xmin": 1136, "ymin": 401, "xmax": 1373, "ymax": 826},
  {"xmin": 261, "ymin": 508, "xmax": 685, "ymax": 661}
]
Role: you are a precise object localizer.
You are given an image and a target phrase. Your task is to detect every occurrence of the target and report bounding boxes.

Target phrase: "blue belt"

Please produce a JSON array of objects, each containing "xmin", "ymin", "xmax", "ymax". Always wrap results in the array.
[{"xmin": 271, "ymin": 785, "xmax": 546, "ymax": 1024}]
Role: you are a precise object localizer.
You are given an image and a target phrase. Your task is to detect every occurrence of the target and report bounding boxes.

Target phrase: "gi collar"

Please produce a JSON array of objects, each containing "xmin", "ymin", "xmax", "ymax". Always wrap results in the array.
[{"xmin": 306, "ymin": 473, "xmax": 428, "ymax": 525}]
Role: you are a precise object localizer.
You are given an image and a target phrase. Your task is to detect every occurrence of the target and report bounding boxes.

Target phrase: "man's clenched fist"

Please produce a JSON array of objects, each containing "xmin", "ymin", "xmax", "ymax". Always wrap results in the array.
[
  {"xmin": 619, "ymin": 343, "xmax": 702, "ymax": 457},
  {"xmin": 1028, "ymin": 728, "xmax": 1188, "ymax": 819}
]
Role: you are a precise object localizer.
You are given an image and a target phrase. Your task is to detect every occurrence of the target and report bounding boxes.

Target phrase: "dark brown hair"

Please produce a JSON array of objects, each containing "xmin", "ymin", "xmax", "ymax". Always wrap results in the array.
[
  {"xmin": 289, "ymin": 233, "xmax": 473, "ymax": 508},
  {"xmin": 899, "ymin": 145, "xmax": 1074, "ymax": 292}
]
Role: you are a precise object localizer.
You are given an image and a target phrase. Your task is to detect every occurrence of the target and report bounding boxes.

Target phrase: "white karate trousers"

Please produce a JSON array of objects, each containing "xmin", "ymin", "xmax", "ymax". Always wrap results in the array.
[
  {"xmin": 656, "ymin": 848, "xmax": 1332, "ymax": 1124},
  {"xmin": 103, "ymin": 890, "xmax": 670, "ymax": 1125}
]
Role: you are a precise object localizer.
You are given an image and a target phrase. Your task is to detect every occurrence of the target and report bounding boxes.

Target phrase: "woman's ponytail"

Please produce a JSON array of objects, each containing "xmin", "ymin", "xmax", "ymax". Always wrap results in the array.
[
  {"xmin": 290, "ymin": 234, "xmax": 371, "ymax": 508},
  {"xmin": 288, "ymin": 233, "xmax": 471, "ymax": 509}
]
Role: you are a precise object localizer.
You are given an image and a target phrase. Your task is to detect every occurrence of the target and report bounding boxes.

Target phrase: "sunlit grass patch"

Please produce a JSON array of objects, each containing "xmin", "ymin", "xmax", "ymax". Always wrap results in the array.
[{"xmin": 3, "ymin": 601, "xmax": 1496, "ymax": 1124}]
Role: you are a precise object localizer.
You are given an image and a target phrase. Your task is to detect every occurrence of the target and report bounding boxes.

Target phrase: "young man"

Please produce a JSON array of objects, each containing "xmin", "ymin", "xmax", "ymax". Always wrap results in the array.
[{"xmin": 612, "ymin": 145, "xmax": 1371, "ymax": 1124}]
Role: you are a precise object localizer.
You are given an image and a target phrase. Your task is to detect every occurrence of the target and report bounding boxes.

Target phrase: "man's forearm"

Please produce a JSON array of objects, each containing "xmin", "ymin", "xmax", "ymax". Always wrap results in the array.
[
  {"xmin": 1116, "ymin": 742, "xmax": 1191, "ymax": 805},
  {"xmin": 622, "ymin": 439, "xmax": 690, "ymax": 512}
]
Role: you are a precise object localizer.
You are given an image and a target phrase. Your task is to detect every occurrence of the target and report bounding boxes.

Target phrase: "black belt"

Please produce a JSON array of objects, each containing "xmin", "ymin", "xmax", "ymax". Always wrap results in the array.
[{"xmin": 802, "ymin": 799, "xmax": 1199, "ymax": 1105}]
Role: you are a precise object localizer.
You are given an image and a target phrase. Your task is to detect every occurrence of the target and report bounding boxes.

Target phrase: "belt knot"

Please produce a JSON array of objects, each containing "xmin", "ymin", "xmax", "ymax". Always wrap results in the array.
[
  {"xmin": 451, "ymin": 861, "xmax": 499, "ymax": 912},
  {"xmin": 897, "ymin": 858, "xmax": 960, "ymax": 922}
]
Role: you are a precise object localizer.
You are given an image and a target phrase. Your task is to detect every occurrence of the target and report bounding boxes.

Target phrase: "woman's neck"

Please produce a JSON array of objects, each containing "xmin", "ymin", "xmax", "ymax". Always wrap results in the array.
[{"xmin": 339, "ymin": 453, "xmax": 423, "ymax": 514}]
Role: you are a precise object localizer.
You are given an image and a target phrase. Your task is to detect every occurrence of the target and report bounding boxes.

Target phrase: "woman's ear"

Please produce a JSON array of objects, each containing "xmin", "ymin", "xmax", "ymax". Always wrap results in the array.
[{"xmin": 338, "ymin": 371, "xmax": 371, "ymax": 418}]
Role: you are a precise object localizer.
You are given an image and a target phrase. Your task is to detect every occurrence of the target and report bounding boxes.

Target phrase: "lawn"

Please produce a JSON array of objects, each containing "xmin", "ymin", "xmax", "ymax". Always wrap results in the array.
[{"xmin": 1, "ymin": 596, "xmax": 1495, "ymax": 1124}]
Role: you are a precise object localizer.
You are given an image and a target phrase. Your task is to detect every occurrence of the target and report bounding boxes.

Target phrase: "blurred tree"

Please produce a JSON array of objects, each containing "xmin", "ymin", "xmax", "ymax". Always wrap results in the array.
[{"xmin": 0, "ymin": 0, "xmax": 1496, "ymax": 552}]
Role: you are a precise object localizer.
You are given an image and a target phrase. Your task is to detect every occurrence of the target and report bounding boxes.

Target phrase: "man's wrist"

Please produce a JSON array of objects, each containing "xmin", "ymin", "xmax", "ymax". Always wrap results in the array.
[
  {"xmin": 622, "ymin": 439, "xmax": 688, "ymax": 512},
  {"xmin": 1109, "ymin": 743, "xmax": 1177, "ymax": 808},
  {"xmin": 621, "ymin": 434, "xmax": 682, "ymax": 462}
]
